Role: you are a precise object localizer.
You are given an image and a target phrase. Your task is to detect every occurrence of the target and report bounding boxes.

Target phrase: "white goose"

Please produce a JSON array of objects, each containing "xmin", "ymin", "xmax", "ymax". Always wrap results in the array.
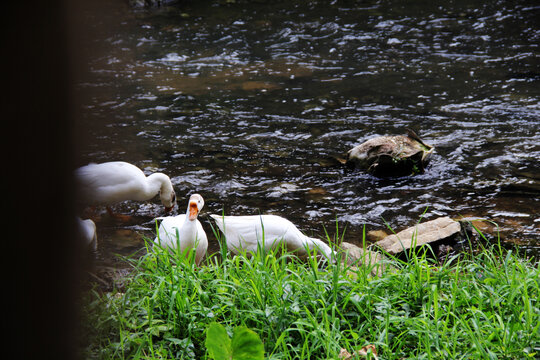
[
  {"xmin": 209, "ymin": 214, "xmax": 334, "ymax": 261},
  {"xmin": 154, "ymin": 194, "xmax": 208, "ymax": 265},
  {"xmin": 75, "ymin": 161, "xmax": 176, "ymax": 216},
  {"xmin": 77, "ymin": 217, "xmax": 97, "ymax": 252}
]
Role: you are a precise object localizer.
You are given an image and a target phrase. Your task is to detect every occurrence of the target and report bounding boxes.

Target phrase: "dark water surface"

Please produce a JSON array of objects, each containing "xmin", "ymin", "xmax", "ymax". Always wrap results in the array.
[{"xmin": 75, "ymin": 0, "xmax": 539, "ymax": 270}]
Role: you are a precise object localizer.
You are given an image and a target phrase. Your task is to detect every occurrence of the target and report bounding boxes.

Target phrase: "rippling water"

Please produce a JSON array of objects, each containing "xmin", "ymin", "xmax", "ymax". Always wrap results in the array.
[{"xmin": 75, "ymin": 0, "xmax": 539, "ymax": 265}]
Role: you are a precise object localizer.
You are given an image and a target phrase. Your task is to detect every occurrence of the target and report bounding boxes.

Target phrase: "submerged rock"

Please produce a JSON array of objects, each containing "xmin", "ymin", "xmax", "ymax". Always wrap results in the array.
[
  {"xmin": 374, "ymin": 217, "xmax": 462, "ymax": 255},
  {"xmin": 366, "ymin": 229, "xmax": 389, "ymax": 242},
  {"xmin": 346, "ymin": 129, "xmax": 434, "ymax": 177}
]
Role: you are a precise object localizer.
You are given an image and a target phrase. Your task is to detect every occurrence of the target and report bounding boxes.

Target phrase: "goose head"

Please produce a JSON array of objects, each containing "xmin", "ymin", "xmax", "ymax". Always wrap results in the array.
[
  {"xmin": 160, "ymin": 187, "xmax": 176, "ymax": 213},
  {"xmin": 187, "ymin": 193, "xmax": 204, "ymax": 220}
]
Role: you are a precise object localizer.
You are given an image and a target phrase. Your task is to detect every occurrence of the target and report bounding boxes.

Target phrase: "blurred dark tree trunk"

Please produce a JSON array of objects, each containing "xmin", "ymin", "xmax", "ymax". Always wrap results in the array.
[{"xmin": 2, "ymin": 1, "xmax": 104, "ymax": 359}]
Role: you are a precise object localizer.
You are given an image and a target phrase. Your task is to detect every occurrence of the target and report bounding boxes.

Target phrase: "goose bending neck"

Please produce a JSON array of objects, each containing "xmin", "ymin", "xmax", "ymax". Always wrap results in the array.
[
  {"xmin": 305, "ymin": 235, "xmax": 334, "ymax": 260},
  {"xmin": 145, "ymin": 173, "xmax": 172, "ymax": 198}
]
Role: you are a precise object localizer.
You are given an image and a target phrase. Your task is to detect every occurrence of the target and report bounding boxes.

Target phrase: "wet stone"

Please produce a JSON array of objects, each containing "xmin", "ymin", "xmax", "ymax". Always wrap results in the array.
[
  {"xmin": 374, "ymin": 217, "xmax": 462, "ymax": 255},
  {"xmin": 339, "ymin": 242, "xmax": 390, "ymax": 276},
  {"xmin": 346, "ymin": 129, "xmax": 434, "ymax": 177}
]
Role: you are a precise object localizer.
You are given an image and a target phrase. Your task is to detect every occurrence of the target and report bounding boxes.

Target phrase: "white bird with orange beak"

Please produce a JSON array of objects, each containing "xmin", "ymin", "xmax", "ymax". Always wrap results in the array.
[
  {"xmin": 75, "ymin": 161, "xmax": 176, "ymax": 219},
  {"xmin": 154, "ymin": 194, "xmax": 208, "ymax": 265}
]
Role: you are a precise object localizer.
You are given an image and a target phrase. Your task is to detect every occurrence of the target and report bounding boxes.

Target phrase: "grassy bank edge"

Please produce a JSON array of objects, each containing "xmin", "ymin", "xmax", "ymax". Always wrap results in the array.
[{"xmin": 80, "ymin": 223, "xmax": 540, "ymax": 359}]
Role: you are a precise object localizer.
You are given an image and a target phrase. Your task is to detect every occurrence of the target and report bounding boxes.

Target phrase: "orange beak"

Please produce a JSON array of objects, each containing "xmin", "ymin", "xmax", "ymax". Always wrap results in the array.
[{"xmin": 188, "ymin": 201, "xmax": 199, "ymax": 220}]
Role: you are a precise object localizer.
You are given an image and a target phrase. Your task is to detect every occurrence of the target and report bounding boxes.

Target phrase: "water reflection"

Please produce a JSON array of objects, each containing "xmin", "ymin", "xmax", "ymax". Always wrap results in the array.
[{"xmin": 76, "ymin": 0, "xmax": 539, "ymax": 268}]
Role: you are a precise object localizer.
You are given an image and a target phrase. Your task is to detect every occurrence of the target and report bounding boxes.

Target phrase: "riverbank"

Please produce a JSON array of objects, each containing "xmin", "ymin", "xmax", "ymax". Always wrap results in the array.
[{"xmin": 79, "ymin": 226, "xmax": 539, "ymax": 359}]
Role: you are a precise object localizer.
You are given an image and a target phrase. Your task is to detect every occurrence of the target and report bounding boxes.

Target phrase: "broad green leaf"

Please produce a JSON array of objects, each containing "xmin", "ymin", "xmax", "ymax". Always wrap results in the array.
[
  {"xmin": 231, "ymin": 326, "xmax": 264, "ymax": 360},
  {"xmin": 206, "ymin": 322, "xmax": 232, "ymax": 360}
]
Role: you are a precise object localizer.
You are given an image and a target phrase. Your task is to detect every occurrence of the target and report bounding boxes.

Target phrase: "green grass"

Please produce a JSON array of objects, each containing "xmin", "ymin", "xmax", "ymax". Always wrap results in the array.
[{"xmin": 80, "ymin": 225, "xmax": 539, "ymax": 359}]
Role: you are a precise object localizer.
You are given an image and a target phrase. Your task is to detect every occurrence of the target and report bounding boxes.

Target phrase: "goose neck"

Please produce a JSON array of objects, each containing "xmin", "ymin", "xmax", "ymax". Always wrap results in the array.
[{"xmin": 146, "ymin": 173, "xmax": 170, "ymax": 196}]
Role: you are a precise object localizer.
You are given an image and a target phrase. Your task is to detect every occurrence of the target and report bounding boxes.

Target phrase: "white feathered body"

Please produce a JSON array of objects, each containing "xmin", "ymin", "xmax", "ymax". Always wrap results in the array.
[
  {"xmin": 210, "ymin": 214, "xmax": 333, "ymax": 260},
  {"xmin": 154, "ymin": 214, "xmax": 208, "ymax": 265},
  {"xmin": 75, "ymin": 161, "xmax": 174, "ymax": 207},
  {"xmin": 77, "ymin": 217, "xmax": 97, "ymax": 251}
]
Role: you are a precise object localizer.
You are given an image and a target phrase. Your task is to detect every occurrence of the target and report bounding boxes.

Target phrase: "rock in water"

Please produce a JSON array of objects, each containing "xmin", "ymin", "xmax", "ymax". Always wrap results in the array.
[
  {"xmin": 346, "ymin": 129, "xmax": 434, "ymax": 177},
  {"xmin": 374, "ymin": 217, "xmax": 462, "ymax": 255}
]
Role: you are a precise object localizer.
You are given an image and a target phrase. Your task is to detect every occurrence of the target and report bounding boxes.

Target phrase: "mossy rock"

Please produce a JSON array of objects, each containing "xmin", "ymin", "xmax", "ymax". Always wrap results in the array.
[{"xmin": 346, "ymin": 129, "xmax": 434, "ymax": 177}]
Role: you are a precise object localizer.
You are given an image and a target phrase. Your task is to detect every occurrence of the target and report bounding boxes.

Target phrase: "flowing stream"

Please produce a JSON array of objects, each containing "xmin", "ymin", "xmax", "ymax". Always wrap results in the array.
[{"xmin": 74, "ymin": 0, "xmax": 539, "ymax": 274}]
